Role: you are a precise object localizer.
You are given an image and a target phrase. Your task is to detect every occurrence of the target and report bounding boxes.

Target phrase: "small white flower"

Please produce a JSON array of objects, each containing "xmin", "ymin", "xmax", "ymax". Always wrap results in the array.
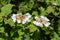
[
  {"xmin": 33, "ymin": 16, "xmax": 50, "ymax": 27},
  {"xmin": 11, "ymin": 13, "xmax": 31, "ymax": 24}
]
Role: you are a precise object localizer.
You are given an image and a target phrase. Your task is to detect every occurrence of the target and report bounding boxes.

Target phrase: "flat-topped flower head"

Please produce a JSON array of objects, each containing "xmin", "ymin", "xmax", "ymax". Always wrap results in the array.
[
  {"xmin": 33, "ymin": 16, "xmax": 50, "ymax": 27},
  {"xmin": 11, "ymin": 13, "xmax": 31, "ymax": 24}
]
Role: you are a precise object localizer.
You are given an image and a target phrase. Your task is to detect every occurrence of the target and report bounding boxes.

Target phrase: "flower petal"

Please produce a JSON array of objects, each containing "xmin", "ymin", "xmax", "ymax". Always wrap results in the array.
[
  {"xmin": 39, "ymin": 23, "xmax": 43, "ymax": 27},
  {"xmin": 13, "ymin": 19, "xmax": 16, "ymax": 22},
  {"xmin": 17, "ymin": 20, "xmax": 21, "ymax": 23},
  {"xmin": 11, "ymin": 14, "xmax": 16, "ymax": 19},
  {"xmin": 26, "ymin": 13, "xmax": 30, "ymax": 16},
  {"xmin": 33, "ymin": 21, "xmax": 43, "ymax": 27},
  {"xmin": 40, "ymin": 16, "xmax": 45, "ymax": 18},
  {"xmin": 44, "ymin": 17, "xmax": 50, "ymax": 21},
  {"xmin": 41, "ymin": 16, "xmax": 50, "ymax": 21},
  {"xmin": 27, "ymin": 20, "xmax": 30, "ymax": 22},
  {"xmin": 34, "ymin": 16, "xmax": 38, "ymax": 19},
  {"xmin": 22, "ymin": 20, "xmax": 26, "ymax": 24},
  {"xmin": 11, "ymin": 14, "xmax": 16, "ymax": 22},
  {"xmin": 44, "ymin": 22, "xmax": 50, "ymax": 27},
  {"xmin": 16, "ymin": 13, "xmax": 21, "ymax": 16},
  {"xmin": 26, "ymin": 13, "xmax": 31, "ymax": 18}
]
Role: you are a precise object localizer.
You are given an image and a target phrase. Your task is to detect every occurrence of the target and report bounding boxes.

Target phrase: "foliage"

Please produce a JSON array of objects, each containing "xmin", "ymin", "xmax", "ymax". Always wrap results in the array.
[{"xmin": 0, "ymin": 0, "xmax": 60, "ymax": 40}]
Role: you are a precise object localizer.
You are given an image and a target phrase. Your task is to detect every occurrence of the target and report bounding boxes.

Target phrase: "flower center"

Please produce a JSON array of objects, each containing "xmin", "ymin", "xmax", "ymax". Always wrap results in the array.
[
  {"xmin": 36, "ymin": 18, "xmax": 46, "ymax": 24},
  {"xmin": 16, "ymin": 15, "xmax": 25, "ymax": 21}
]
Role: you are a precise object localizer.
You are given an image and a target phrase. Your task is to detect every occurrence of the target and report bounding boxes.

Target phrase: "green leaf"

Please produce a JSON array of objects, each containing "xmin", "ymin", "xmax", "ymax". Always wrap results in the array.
[
  {"xmin": 24, "ymin": 33, "xmax": 30, "ymax": 40},
  {"xmin": 0, "ymin": 38, "xmax": 4, "ymax": 40},
  {"xmin": 39, "ymin": 7, "xmax": 47, "ymax": 16},
  {"xmin": 5, "ymin": 19, "xmax": 15, "ymax": 26},
  {"xmin": 0, "ymin": 16, "xmax": 2, "ymax": 20},
  {"xmin": 5, "ymin": 33, "xmax": 8, "ymax": 37},
  {"xmin": 54, "ymin": 12, "xmax": 59, "ymax": 16},
  {"xmin": 20, "ymin": 0, "xmax": 34, "ymax": 12},
  {"xmin": 56, "ymin": 0, "xmax": 60, "ymax": 6},
  {"xmin": 0, "ymin": 27, "xmax": 4, "ymax": 33},
  {"xmin": 10, "ymin": 31, "xmax": 14, "ymax": 37},
  {"xmin": 32, "ymin": 11, "xmax": 38, "ymax": 16},
  {"xmin": 29, "ymin": 25, "xmax": 38, "ymax": 32},
  {"xmin": 28, "ymin": 0, "xmax": 34, "ymax": 9},
  {"xmin": 0, "ymin": 19, "xmax": 2, "ymax": 26},
  {"xmin": 14, "ymin": 37, "xmax": 22, "ymax": 40},
  {"xmin": 46, "ymin": 0, "xmax": 50, "ymax": 5},
  {"xmin": 1, "ymin": 4, "xmax": 14, "ymax": 17},
  {"xmin": 58, "ymin": 19, "xmax": 60, "ymax": 35},
  {"xmin": 0, "ymin": 13, "xmax": 3, "ymax": 21},
  {"xmin": 18, "ymin": 29, "xmax": 24, "ymax": 36},
  {"xmin": 46, "ymin": 6, "xmax": 54, "ymax": 13},
  {"xmin": 51, "ymin": 32, "xmax": 60, "ymax": 40}
]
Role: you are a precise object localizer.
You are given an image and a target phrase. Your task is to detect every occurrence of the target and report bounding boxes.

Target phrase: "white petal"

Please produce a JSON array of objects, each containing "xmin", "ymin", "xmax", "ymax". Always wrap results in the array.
[
  {"xmin": 11, "ymin": 14, "xmax": 16, "ymax": 19},
  {"xmin": 22, "ymin": 20, "xmax": 26, "ymax": 24},
  {"xmin": 26, "ymin": 13, "xmax": 31, "ymax": 18},
  {"xmin": 12, "ymin": 17, "xmax": 16, "ymax": 20},
  {"xmin": 39, "ymin": 23, "xmax": 43, "ymax": 27},
  {"xmin": 41, "ymin": 16, "xmax": 50, "ymax": 21},
  {"xmin": 16, "ymin": 14, "xmax": 20, "ymax": 16},
  {"xmin": 33, "ymin": 21, "xmax": 38, "ymax": 25},
  {"xmin": 12, "ymin": 14, "xmax": 16, "ymax": 16},
  {"xmin": 25, "ymin": 16, "xmax": 31, "ymax": 22},
  {"xmin": 44, "ymin": 17, "xmax": 50, "ymax": 21},
  {"xmin": 26, "ymin": 13, "xmax": 30, "ymax": 16},
  {"xmin": 27, "ymin": 15, "xmax": 31, "ymax": 19},
  {"xmin": 40, "ymin": 16, "xmax": 45, "ymax": 18},
  {"xmin": 24, "ymin": 17, "xmax": 29, "ymax": 21},
  {"xmin": 33, "ymin": 21, "xmax": 43, "ymax": 27},
  {"xmin": 44, "ymin": 22, "xmax": 50, "ymax": 27},
  {"xmin": 27, "ymin": 20, "xmax": 30, "ymax": 22},
  {"xmin": 13, "ymin": 19, "xmax": 16, "ymax": 22},
  {"xmin": 19, "ymin": 13, "xmax": 22, "ymax": 15},
  {"xmin": 34, "ymin": 16, "xmax": 38, "ymax": 19},
  {"xmin": 11, "ymin": 14, "xmax": 16, "ymax": 22},
  {"xmin": 17, "ymin": 20, "xmax": 21, "ymax": 23},
  {"xmin": 28, "ymin": 15, "xmax": 31, "ymax": 18}
]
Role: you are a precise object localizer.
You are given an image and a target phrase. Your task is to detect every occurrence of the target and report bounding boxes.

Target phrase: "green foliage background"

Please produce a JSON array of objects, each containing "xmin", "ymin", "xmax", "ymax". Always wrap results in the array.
[{"xmin": 0, "ymin": 0, "xmax": 60, "ymax": 40}]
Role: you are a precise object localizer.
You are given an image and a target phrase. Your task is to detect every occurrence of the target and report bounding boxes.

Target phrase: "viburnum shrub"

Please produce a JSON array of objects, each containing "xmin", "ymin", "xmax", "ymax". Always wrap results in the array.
[{"xmin": 0, "ymin": 0, "xmax": 60, "ymax": 40}]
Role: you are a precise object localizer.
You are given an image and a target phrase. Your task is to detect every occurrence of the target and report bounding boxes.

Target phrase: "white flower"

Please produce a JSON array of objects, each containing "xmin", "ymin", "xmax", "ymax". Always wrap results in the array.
[
  {"xmin": 11, "ymin": 13, "xmax": 31, "ymax": 24},
  {"xmin": 33, "ymin": 16, "xmax": 50, "ymax": 27}
]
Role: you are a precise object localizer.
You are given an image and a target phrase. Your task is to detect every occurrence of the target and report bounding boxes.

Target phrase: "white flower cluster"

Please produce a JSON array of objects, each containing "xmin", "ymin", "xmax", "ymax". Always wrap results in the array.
[
  {"xmin": 11, "ymin": 13, "xmax": 50, "ymax": 27},
  {"xmin": 11, "ymin": 13, "xmax": 31, "ymax": 24},
  {"xmin": 33, "ymin": 16, "xmax": 50, "ymax": 27}
]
